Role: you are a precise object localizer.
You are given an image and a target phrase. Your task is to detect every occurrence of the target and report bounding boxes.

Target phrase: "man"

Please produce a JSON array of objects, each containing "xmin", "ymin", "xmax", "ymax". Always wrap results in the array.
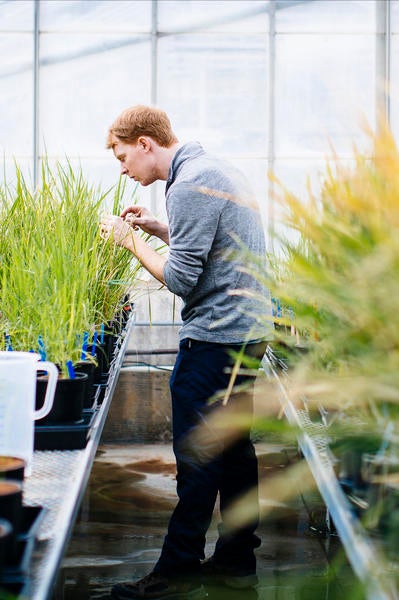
[{"xmin": 100, "ymin": 105, "xmax": 271, "ymax": 600}]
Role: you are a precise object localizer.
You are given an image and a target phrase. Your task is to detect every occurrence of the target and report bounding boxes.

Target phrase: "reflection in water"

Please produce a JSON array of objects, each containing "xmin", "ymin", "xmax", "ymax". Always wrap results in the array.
[{"xmin": 55, "ymin": 443, "xmax": 365, "ymax": 599}]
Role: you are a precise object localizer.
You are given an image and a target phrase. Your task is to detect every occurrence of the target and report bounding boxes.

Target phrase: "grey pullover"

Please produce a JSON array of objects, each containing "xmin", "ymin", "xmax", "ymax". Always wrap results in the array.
[{"xmin": 163, "ymin": 142, "xmax": 272, "ymax": 343}]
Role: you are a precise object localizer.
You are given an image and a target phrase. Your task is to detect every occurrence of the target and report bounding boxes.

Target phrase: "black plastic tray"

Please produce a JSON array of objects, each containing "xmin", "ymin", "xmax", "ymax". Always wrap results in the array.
[
  {"xmin": 34, "ymin": 409, "xmax": 96, "ymax": 450},
  {"xmin": 1, "ymin": 505, "xmax": 46, "ymax": 585}
]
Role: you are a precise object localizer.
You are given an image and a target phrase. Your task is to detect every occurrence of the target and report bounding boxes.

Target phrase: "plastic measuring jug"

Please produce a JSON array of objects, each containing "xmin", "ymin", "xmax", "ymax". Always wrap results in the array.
[{"xmin": 0, "ymin": 352, "xmax": 58, "ymax": 475}]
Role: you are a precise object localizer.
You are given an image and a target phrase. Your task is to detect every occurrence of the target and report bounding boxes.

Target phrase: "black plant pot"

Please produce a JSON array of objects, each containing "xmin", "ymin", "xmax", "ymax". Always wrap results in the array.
[
  {"xmin": 0, "ymin": 480, "xmax": 22, "ymax": 558},
  {"xmin": 91, "ymin": 333, "xmax": 117, "ymax": 384},
  {"xmin": 35, "ymin": 372, "xmax": 88, "ymax": 424},
  {"xmin": 121, "ymin": 302, "xmax": 133, "ymax": 329},
  {"xmin": 90, "ymin": 343, "xmax": 107, "ymax": 384},
  {"xmin": 74, "ymin": 361, "xmax": 96, "ymax": 408},
  {"xmin": 0, "ymin": 457, "xmax": 25, "ymax": 482},
  {"xmin": 0, "ymin": 518, "xmax": 12, "ymax": 576},
  {"xmin": 104, "ymin": 324, "xmax": 119, "ymax": 360}
]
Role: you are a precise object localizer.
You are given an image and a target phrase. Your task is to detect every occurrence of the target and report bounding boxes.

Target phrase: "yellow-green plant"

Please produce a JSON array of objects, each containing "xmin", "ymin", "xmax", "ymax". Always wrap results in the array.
[
  {"xmin": 272, "ymin": 128, "xmax": 399, "ymax": 418},
  {"xmin": 0, "ymin": 160, "xmax": 147, "ymax": 375},
  {"xmin": 239, "ymin": 125, "xmax": 399, "ymax": 514},
  {"xmin": 226, "ymin": 125, "xmax": 399, "ymax": 578}
]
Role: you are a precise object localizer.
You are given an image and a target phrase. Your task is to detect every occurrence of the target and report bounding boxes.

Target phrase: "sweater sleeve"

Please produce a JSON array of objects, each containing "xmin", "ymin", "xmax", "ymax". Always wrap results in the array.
[{"xmin": 163, "ymin": 182, "xmax": 223, "ymax": 298}]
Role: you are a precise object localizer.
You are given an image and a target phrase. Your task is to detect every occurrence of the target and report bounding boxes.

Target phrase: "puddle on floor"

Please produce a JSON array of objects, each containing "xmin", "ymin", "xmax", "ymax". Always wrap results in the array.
[{"xmin": 53, "ymin": 443, "xmax": 365, "ymax": 600}]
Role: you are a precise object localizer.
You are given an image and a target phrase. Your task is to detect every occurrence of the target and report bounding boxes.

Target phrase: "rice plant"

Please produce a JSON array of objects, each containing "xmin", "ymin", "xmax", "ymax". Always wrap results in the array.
[{"xmin": 0, "ymin": 160, "xmax": 147, "ymax": 375}]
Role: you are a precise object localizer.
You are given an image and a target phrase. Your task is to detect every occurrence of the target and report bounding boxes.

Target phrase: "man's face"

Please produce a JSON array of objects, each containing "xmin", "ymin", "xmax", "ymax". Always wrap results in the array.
[{"xmin": 112, "ymin": 138, "xmax": 156, "ymax": 186}]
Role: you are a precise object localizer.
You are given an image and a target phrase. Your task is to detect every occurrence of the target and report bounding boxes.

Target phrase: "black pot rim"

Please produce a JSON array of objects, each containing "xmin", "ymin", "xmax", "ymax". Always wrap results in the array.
[{"xmin": 37, "ymin": 372, "xmax": 89, "ymax": 382}]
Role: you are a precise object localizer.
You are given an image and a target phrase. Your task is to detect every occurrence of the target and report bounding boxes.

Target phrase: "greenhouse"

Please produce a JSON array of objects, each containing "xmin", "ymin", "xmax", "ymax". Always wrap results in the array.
[{"xmin": 1, "ymin": 0, "xmax": 399, "ymax": 599}]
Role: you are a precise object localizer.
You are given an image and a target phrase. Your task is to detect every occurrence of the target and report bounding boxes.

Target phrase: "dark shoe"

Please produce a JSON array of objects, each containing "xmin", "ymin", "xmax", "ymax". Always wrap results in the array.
[
  {"xmin": 111, "ymin": 571, "xmax": 207, "ymax": 599},
  {"xmin": 200, "ymin": 557, "xmax": 258, "ymax": 589}
]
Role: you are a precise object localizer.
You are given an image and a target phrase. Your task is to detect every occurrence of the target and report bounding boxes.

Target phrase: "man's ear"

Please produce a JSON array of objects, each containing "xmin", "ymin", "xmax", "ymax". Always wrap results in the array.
[{"xmin": 137, "ymin": 136, "xmax": 151, "ymax": 152}]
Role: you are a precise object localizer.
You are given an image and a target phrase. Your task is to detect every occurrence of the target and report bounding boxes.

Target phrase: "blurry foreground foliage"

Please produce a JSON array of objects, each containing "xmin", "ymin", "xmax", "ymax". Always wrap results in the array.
[
  {"xmin": 250, "ymin": 123, "xmax": 399, "ymax": 440},
  {"xmin": 223, "ymin": 125, "xmax": 399, "ymax": 591}
]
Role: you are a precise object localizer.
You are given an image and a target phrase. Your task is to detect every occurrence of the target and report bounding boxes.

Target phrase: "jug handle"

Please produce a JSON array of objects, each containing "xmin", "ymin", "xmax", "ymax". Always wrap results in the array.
[{"xmin": 34, "ymin": 362, "xmax": 59, "ymax": 420}]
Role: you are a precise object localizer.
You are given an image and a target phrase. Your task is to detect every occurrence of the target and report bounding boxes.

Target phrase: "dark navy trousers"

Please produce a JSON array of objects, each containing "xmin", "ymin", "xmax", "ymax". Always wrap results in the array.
[{"xmin": 154, "ymin": 338, "xmax": 266, "ymax": 576}]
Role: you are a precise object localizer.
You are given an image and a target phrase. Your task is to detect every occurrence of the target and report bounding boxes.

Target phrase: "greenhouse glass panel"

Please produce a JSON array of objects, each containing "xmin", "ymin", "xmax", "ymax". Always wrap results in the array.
[
  {"xmin": 391, "ymin": 0, "xmax": 399, "ymax": 32},
  {"xmin": 276, "ymin": 0, "xmax": 376, "ymax": 33},
  {"xmin": 38, "ymin": 33, "xmax": 151, "ymax": 157},
  {"xmin": 39, "ymin": 0, "xmax": 151, "ymax": 32},
  {"xmin": 0, "ymin": 0, "xmax": 33, "ymax": 31},
  {"xmin": 272, "ymin": 158, "xmax": 351, "ymax": 201},
  {"xmin": 271, "ymin": 158, "xmax": 326, "ymax": 248},
  {"xmin": 157, "ymin": 0, "xmax": 269, "ymax": 33},
  {"xmin": 149, "ymin": 180, "xmax": 169, "ymax": 221},
  {"xmin": 272, "ymin": 157, "xmax": 358, "ymax": 248},
  {"xmin": 1, "ymin": 159, "xmax": 34, "ymax": 189},
  {"xmin": 158, "ymin": 33, "xmax": 268, "ymax": 157},
  {"xmin": 275, "ymin": 33, "xmax": 375, "ymax": 158},
  {"xmin": 36, "ymin": 157, "xmax": 152, "ymax": 210},
  {"xmin": 390, "ymin": 35, "xmax": 399, "ymax": 143},
  {"xmin": 0, "ymin": 33, "xmax": 33, "ymax": 157}
]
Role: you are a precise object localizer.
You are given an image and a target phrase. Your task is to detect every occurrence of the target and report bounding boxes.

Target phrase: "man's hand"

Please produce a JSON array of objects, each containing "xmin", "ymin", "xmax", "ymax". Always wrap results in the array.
[
  {"xmin": 121, "ymin": 205, "xmax": 170, "ymax": 245},
  {"xmin": 99, "ymin": 213, "xmax": 167, "ymax": 285},
  {"xmin": 99, "ymin": 215, "xmax": 135, "ymax": 248}
]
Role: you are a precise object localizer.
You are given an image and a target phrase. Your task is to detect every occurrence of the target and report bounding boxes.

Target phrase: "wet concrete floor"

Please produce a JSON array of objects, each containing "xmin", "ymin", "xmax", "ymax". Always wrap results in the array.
[{"xmin": 54, "ymin": 442, "xmax": 365, "ymax": 600}]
